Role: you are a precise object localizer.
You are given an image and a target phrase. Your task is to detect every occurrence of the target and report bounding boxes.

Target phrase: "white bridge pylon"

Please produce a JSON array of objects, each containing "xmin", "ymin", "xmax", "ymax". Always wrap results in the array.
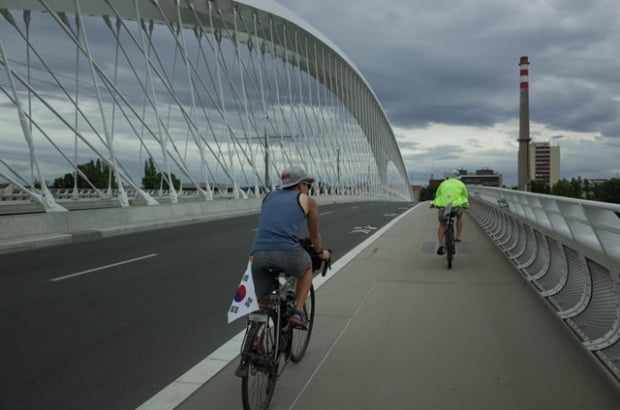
[{"xmin": 0, "ymin": 0, "xmax": 411, "ymax": 211}]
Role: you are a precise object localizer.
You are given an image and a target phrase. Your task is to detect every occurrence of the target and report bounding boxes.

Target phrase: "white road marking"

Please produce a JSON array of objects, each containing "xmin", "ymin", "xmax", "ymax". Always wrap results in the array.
[
  {"xmin": 350, "ymin": 229, "xmax": 372, "ymax": 234},
  {"xmin": 49, "ymin": 253, "xmax": 158, "ymax": 282},
  {"xmin": 349, "ymin": 225, "xmax": 378, "ymax": 234},
  {"xmin": 319, "ymin": 211, "xmax": 333, "ymax": 216}
]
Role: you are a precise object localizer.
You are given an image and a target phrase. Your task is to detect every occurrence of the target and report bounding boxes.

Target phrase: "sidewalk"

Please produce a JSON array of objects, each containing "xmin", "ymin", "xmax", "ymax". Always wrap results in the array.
[{"xmin": 176, "ymin": 203, "xmax": 620, "ymax": 409}]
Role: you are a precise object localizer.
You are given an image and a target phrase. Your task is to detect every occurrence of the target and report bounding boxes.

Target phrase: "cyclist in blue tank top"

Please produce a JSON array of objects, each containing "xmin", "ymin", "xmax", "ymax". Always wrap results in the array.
[{"xmin": 250, "ymin": 166, "xmax": 330, "ymax": 329}]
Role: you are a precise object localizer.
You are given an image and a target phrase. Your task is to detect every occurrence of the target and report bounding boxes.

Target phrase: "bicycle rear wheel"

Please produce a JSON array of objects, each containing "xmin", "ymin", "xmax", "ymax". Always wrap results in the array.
[
  {"xmin": 445, "ymin": 222, "xmax": 455, "ymax": 269},
  {"xmin": 241, "ymin": 311, "xmax": 278, "ymax": 410},
  {"xmin": 290, "ymin": 285, "xmax": 315, "ymax": 362}
]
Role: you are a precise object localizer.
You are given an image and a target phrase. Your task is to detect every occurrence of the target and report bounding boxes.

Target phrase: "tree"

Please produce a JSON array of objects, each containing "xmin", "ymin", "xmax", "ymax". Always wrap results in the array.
[
  {"xmin": 550, "ymin": 178, "xmax": 582, "ymax": 199},
  {"xmin": 593, "ymin": 178, "xmax": 620, "ymax": 204},
  {"xmin": 569, "ymin": 177, "xmax": 582, "ymax": 199},
  {"xmin": 529, "ymin": 179, "xmax": 549, "ymax": 194},
  {"xmin": 418, "ymin": 184, "xmax": 438, "ymax": 201},
  {"xmin": 583, "ymin": 178, "xmax": 593, "ymax": 200},
  {"xmin": 550, "ymin": 179, "xmax": 571, "ymax": 197},
  {"xmin": 52, "ymin": 159, "xmax": 116, "ymax": 189},
  {"xmin": 141, "ymin": 157, "xmax": 180, "ymax": 190}
]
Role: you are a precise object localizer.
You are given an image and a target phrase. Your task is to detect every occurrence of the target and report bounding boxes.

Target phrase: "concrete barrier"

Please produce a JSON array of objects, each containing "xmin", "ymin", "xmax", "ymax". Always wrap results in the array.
[{"xmin": 0, "ymin": 195, "xmax": 381, "ymax": 252}]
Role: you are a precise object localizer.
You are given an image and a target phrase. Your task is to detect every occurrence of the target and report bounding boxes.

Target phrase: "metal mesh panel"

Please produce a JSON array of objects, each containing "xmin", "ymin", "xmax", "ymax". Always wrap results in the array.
[
  {"xmin": 506, "ymin": 222, "xmax": 527, "ymax": 258},
  {"xmin": 489, "ymin": 210, "xmax": 505, "ymax": 238},
  {"xmin": 597, "ymin": 343, "xmax": 620, "ymax": 380},
  {"xmin": 495, "ymin": 213, "xmax": 511, "ymax": 244},
  {"xmin": 570, "ymin": 260, "xmax": 618, "ymax": 342},
  {"xmin": 502, "ymin": 218, "xmax": 520, "ymax": 253},
  {"xmin": 522, "ymin": 231, "xmax": 549, "ymax": 279},
  {"xmin": 515, "ymin": 226, "xmax": 537, "ymax": 268},
  {"xmin": 536, "ymin": 237, "xmax": 567, "ymax": 294},
  {"xmin": 488, "ymin": 208, "xmax": 501, "ymax": 236},
  {"xmin": 549, "ymin": 247, "xmax": 589, "ymax": 316}
]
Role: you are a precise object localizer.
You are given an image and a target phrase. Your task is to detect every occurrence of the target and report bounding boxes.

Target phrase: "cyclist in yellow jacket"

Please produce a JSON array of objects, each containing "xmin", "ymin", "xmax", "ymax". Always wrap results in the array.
[{"xmin": 431, "ymin": 170, "xmax": 469, "ymax": 255}]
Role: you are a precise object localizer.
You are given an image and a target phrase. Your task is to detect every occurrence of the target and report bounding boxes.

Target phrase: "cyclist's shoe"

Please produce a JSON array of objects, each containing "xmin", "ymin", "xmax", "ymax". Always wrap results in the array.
[
  {"xmin": 455, "ymin": 238, "xmax": 462, "ymax": 242},
  {"xmin": 436, "ymin": 246, "xmax": 445, "ymax": 255},
  {"xmin": 288, "ymin": 309, "xmax": 309, "ymax": 330}
]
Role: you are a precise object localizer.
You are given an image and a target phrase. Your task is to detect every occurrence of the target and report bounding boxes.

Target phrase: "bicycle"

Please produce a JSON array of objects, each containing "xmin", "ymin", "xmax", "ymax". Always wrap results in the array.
[
  {"xmin": 431, "ymin": 202, "xmax": 458, "ymax": 269},
  {"xmin": 442, "ymin": 202, "xmax": 457, "ymax": 269},
  {"xmin": 235, "ymin": 249, "xmax": 331, "ymax": 410}
]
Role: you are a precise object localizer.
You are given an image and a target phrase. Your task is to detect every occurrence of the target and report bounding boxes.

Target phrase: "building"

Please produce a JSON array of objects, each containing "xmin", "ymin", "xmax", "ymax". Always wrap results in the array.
[
  {"xmin": 529, "ymin": 142, "xmax": 560, "ymax": 187},
  {"xmin": 460, "ymin": 169, "xmax": 503, "ymax": 187},
  {"xmin": 410, "ymin": 185, "xmax": 422, "ymax": 201},
  {"xmin": 430, "ymin": 169, "xmax": 503, "ymax": 187},
  {"xmin": 0, "ymin": 183, "xmax": 19, "ymax": 192}
]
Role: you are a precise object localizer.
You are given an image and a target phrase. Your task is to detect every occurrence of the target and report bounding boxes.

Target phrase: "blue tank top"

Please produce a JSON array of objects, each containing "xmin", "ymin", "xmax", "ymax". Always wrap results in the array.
[{"xmin": 250, "ymin": 190, "xmax": 306, "ymax": 253}]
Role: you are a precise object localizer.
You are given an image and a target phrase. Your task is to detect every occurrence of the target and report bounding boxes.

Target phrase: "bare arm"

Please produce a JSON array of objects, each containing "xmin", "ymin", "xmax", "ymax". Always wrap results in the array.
[{"xmin": 301, "ymin": 194, "xmax": 329, "ymax": 260}]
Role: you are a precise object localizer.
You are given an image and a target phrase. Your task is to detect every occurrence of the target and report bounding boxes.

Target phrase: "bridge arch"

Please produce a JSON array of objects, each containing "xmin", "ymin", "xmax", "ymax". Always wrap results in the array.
[{"xmin": 0, "ymin": 0, "xmax": 411, "ymax": 210}]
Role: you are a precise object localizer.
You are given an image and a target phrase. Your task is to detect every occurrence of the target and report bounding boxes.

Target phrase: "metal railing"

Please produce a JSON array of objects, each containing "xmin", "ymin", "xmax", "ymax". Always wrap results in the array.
[{"xmin": 468, "ymin": 186, "xmax": 620, "ymax": 380}]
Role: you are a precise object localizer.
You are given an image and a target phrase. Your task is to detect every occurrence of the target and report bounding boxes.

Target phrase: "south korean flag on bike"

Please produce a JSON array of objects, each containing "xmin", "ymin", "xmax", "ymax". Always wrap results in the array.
[{"xmin": 227, "ymin": 258, "xmax": 259, "ymax": 323}]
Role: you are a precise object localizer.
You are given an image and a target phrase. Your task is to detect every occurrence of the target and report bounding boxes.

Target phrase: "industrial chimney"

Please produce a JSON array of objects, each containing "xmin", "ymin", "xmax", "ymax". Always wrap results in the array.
[{"xmin": 517, "ymin": 56, "xmax": 531, "ymax": 191}]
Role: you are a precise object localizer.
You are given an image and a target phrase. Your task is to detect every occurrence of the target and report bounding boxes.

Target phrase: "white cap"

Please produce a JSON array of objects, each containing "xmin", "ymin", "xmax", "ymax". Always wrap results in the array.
[{"xmin": 280, "ymin": 166, "xmax": 314, "ymax": 188}]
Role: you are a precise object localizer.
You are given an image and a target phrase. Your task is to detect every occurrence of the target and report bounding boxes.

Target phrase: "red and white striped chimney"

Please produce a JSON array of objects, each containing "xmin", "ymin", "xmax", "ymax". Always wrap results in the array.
[
  {"xmin": 519, "ymin": 56, "xmax": 530, "ymax": 89},
  {"xmin": 517, "ymin": 56, "xmax": 531, "ymax": 191}
]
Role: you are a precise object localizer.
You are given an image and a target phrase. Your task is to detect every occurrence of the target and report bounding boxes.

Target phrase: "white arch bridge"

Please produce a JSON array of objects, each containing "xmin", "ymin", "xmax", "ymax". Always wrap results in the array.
[{"xmin": 0, "ymin": 0, "xmax": 412, "ymax": 212}]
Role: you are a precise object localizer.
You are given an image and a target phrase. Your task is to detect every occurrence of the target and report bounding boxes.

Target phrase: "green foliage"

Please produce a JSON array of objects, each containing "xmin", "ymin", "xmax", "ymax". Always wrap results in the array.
[
  {"xmin": 550, "ymin": 178, "xmax": 582, "ymax": 198},
  {"xmin": 418, "ymin": 184, "xmax": 438, "ymax": 201},
  {"xmin": 529, "ymin": 179, "xmax": 549, "ymax": 194},
  {"xmin": 593, "ymin": 178, "xmax": 620, "ymax": 204},
  {"xmin": 526, "ymin": 177, "xmax": 619, "ymax": 204},
  {"xmin": 582, "ymin": 179, "xmax": 594, "ymax": 200},
  {"xmin": 141, "ymin": 157, "xmax": 181, "ymax": 190},
  {"xmin": 52, "ymin": 159, "xmax": 116, "ymax": 189}
]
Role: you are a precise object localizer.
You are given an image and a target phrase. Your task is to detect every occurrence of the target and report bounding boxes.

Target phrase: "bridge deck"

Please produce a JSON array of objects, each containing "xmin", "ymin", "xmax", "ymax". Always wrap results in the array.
[{"xmin": 177, "ymin": 204, "xmax": 620, "ymax": 410}]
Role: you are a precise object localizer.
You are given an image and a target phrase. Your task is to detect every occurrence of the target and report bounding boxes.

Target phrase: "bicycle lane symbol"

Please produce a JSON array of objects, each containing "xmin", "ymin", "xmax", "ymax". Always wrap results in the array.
[{"xmin": 350, "ymin": 225, "xmax": 378, "ymax": 234}]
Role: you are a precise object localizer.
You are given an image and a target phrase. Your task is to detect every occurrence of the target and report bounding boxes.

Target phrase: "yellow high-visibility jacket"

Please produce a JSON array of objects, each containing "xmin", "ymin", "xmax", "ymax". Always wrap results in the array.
[{"xmin": 432, "ymin": 178, "xmax": 469, "ymax": 208}]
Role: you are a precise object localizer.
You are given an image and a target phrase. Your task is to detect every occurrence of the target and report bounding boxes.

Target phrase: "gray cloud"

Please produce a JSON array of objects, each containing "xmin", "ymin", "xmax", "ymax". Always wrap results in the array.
[
  {"xmin": 282, "ymin": 0, "xmax": 620, "ymax": 185},
  {"xmin": 3, "ymin": 2, "xmax": 619, "ymax": 188}
]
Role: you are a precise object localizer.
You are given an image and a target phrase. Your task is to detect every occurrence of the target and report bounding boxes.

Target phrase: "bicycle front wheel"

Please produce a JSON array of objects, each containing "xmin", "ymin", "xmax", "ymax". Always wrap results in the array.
[
  {"xmin": 241, "ymin": 311, "xmax": 278, "ymax": 410},
  {"xmin": 290, "ymin": 285, "xmax": 315, "ymax": 363}
]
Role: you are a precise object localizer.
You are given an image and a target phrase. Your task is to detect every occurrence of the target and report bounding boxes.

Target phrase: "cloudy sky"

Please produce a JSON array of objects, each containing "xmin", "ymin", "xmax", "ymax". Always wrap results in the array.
[{"xmin": 279, "ymin": 0, "xmax": 620, "ymax": 186}]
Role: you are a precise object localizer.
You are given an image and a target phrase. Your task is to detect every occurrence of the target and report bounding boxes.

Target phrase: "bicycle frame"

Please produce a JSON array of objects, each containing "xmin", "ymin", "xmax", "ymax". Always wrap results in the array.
[{"xmin": 236, "ymin": 274, "xmax": 294, "ymax": 376}]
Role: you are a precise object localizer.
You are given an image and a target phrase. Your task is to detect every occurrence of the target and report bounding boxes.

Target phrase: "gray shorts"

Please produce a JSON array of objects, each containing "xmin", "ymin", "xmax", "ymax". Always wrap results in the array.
[
  {"xmin": 251, "ymin": 249, "xmax": 311, "ymax": 298},
  {"xmin": 437, "ymin": 207, "xmax": 463, "ymax": 223}
]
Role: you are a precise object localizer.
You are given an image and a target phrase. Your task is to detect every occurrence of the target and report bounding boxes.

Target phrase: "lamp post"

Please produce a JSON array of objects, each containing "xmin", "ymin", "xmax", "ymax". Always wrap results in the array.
[{"xmin": 336, "ymin": 147, "xmax": 341, "ymax": 190}]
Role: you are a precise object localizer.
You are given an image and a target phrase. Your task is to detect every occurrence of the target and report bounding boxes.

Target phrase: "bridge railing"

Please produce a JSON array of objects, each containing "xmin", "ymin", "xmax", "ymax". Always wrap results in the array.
[{"xmin": 468, "ymin": 186, "xmax": 620, "ymax": 381}]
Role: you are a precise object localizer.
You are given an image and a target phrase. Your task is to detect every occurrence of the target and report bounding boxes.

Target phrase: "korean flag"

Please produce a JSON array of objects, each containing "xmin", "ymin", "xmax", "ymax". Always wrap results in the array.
[{"xmin": 227, "ymin": 258, "xmax": 259, "ymax": 323}]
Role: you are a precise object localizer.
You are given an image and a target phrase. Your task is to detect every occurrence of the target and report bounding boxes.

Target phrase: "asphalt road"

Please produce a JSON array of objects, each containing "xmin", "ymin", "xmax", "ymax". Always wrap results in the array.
[{"xmin": 0, "ymin": 200, "xmax": 414, "ymax": 410}]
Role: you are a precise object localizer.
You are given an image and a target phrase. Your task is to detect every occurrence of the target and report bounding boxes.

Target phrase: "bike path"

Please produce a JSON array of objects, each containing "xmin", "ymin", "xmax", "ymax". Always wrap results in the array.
[{"xmin": 175, "ymin": 202, "xmax": 620, "ymax": 410}]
